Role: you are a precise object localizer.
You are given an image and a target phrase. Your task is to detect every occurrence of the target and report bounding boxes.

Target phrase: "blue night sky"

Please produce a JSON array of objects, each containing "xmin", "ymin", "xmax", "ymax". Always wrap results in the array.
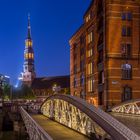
[{"xmin": 0, "ymin": 0, "xmax": 91, "ymax": 85}]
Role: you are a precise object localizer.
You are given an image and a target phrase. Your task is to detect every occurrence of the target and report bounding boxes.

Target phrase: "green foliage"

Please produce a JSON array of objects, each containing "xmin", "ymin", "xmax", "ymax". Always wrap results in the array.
[
  {"xmin": 3, "ymin": 84, "xmax": 11, "ymax": 99},
  {"xmin": 13, "ymin": 84, "xmax": 36, "ymax": 99}
]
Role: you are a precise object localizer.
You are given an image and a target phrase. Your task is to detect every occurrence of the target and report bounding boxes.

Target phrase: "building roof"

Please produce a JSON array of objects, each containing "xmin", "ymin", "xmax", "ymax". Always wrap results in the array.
[{"xmin": 31, "ymin": 75, "xmax": 70, "ymax": 89}]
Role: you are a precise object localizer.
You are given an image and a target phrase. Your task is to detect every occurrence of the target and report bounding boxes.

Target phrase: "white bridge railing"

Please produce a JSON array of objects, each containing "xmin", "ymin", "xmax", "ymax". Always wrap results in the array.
[
  {"xmin": 20, "ymin": 107, "xmax": 53, "ymax": 140},
  {"xmin": 111, "ymin": 99, "xmax": 140, "ymax": 115}
]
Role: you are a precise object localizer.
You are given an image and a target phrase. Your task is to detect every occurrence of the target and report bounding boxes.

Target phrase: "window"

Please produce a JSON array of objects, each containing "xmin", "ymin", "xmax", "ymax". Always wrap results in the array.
[
  {"xmin": 80, "ymin": 48, "xmax": 85, "ymax": 56},
  {"xmin": 88, "ymin": 77, "xmax": 94, "ymax": 92},
  {"xmin": 122, "ymin": 26, "xmax": 132, "ymax": 36},
  {"xmin": 122, "ymin": 64, "xmax": 132, "ymax": 79},
  {"xmin": 122, "ymin": 86, "xmax": 132, "ymax": 101},
  {"xmin": 86, "ymin": 14, "xmax": 91, "ymax": 23},
  {"xmin": 121, "ymin": 43, "xmax": 131, "ymax": 58},
  {"xmin": 80, "ymin": 74, "xmax": 85, "ymax": 86},
  {"xmin": 25, "ymin": 53, "xmax": 28, "ymax": 59},
  {"xmin": 122, "ymin": 12, "xmax": 132, "ymax": 21},
  {"xmin": 74, "ymin": 65, "xmax": 77, "ymax": 74},
  {"xmin": 74, "ymin": 77, "xmax": 77, "ymax": 88},
  {"xmin": 87, "ymin": 48, "xmax": 93, "ymax": 57},
  {"xmin": 87, "ymin": 62, "xmax": 93, "ymax": 75},
  {"xmin": 80, "ymin": 60, "xmax": 84, "ymax": 71},
  {"xmin": 80, "ymin": 90, "xmax": 86, "ymax": 100},
  {"xmin": 87, "ymin": 32, "xmax": 93, "ymax": 44}
]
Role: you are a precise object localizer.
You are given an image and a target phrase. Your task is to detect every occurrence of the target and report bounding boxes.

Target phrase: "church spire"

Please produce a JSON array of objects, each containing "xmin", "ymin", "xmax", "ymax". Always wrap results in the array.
[{"xmin": 27, "ymin": 13, "xmax": 31, "ymax": 39}]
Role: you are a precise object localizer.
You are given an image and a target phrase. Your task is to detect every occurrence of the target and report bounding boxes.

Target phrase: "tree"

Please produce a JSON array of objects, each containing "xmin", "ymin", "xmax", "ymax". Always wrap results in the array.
[
  {"xmin": 20, "ymin": 84, "xmax": 36, "ymax": 99},
  {"xmin": 3, "ymin": 84, "xmax": 11, "ymax": 100}
]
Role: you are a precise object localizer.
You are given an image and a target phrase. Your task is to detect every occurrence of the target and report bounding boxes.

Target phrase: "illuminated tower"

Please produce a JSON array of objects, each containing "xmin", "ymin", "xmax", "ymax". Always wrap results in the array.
[{"xmin": 22, "ymin": 14, "xmax": 36, "ymax": 86}]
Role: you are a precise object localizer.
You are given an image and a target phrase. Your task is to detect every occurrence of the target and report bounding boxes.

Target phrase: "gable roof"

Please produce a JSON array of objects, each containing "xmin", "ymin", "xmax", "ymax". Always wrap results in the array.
[{"xmin": 31, "ymin": 75, "xmax": 70, "ymax": 89}]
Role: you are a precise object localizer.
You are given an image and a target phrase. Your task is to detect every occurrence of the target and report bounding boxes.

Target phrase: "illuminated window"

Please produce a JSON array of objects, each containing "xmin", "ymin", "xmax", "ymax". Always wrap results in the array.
[
  {"xmin": 32, "ymin": 53, "xmax": 34, "ymax": 59},
  {"xmin": 25, "ymin": 53, "xmax": 28, "ymax": 59},
  {"xmin": 29, "ymin": 53, "xmax": 32, "ymax": 59},
  {"xmin": 86, "ymin": 14, "xmax": 91, "ymax": 23},
  {"xmin": 87, "ymin": 62, "xmax": 93, "ymax": 75},
  {"xmin": 88, "ymin": 77, "xmax": 94, "ymax": 92},
  {"xmin": 87, "ymin": 32, "xmax": 93, "ymax": 44},
  {"xmin": 26, "ymin": 40, "xmax": 32, "ymax": 47},
  {"xmin": 87, "ymin": 48, "xmax": 93, "ymax": 57}
]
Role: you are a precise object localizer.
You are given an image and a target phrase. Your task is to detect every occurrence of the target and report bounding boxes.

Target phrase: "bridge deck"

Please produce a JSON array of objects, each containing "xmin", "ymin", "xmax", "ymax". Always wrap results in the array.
[
  {"xmin": 111, "ymin": 113, "xmax": 140, "ymax": 136},
  {"xmin": 31, "ymin": 115, "xmax": 89, "ymax": 140}
]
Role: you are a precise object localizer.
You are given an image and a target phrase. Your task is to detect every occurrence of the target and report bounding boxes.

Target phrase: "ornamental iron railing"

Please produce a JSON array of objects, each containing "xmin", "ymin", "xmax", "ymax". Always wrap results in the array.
[
  {"xmin": 20, "ymin": 107, "xmax": 53, "ymax": 140},
  {"xmin": 111, "ymin": 99, "xmax": 140, "ymax": 115}
]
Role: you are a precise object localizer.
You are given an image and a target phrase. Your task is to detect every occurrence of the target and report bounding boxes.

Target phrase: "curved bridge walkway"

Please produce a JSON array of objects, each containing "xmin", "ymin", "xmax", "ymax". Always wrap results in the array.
[
  {"xmin": 111, "ymin": 113, "xmax": 140, "ymax": 136},
  {"xmin": 40, "ymin": 94, "xmax": 140, "ymax": 140},
  {"xmin": 20, "ymin": 95, "xmax": 140, "ymax": 140},
  {"xmin": 31, "ymin": 114, "xmax": 89, "ymax": 140}
]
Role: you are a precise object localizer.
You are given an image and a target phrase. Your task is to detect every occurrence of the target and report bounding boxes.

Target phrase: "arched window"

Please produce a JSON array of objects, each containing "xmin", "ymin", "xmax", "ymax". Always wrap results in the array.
[
  {"xmin": 122, "ymin": 86, "xmax": 132, "ymax": 102},
  {"xmin": 121, "ymin": 63, "xmax": 132, "ymax": 79}
]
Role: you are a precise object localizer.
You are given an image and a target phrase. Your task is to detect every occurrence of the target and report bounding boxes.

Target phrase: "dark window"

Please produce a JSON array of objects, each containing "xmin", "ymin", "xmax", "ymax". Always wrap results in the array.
[
  {"xmin": 127, "ymin": 12, "xmax": 132, "ymax": 20},
  {"xmin": 122, "ymin": 64, "xmax": 132, "ymax": 79},
  {"xmin": 74, "ymin": 65, "xmax": 77, "ymax": 74},
  {"xmin": 121, "ymin": 43, "xmax": 131, "ymax": 58},
  {"xmin": 74, "ymin": 77, "xmax": 77, "ymax": 88},
  {"xmin": 122, "ymin": 12, "xmax": 132, "ymax": 21},
  {"xmin": 122, "ymin": 86, "xmax": 132, "ymax": 101},
  {"xmin": 122, "ymin": 26, "xmax": 132, "ymax": 37},
  {"xmin": 80, "ymin": 90, "xmax": 86, "ymax": 100},
  {"xmin": 80, "ymin": 60, "xmax": 84, "ymax": 71},
  {"xmin": 122, "ymin": 13, "xmax": 126, "ymax": 20},
  {"xmin": 80, "ymin": 48, "xmax": 85, "ymax": 56},
  {"xmin": 80, "ymin": 74, "xmax": 85, "ymax": 86}
]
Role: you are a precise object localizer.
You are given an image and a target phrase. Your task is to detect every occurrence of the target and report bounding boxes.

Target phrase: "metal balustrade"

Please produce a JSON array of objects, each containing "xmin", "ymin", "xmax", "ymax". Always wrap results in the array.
[
  {"xmin": 20, "ymin": 107, "xmax": 53, "ymax": 140},
  {"xmin": 111, "ymin": 99, "xmax": 140, "ymax": 115},
  {"xmin": 41, "ymin": 94, "xmax": 140, "ymax": 140}
]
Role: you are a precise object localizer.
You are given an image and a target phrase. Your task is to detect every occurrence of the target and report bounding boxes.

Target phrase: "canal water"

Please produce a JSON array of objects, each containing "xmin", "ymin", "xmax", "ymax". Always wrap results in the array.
[{"xmin": 0, "ymin": 105, "xmax": 28, "ymax": 140}]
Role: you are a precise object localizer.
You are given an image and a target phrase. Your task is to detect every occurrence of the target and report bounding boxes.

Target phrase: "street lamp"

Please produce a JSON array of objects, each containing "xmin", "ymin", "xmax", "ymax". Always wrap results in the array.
[{"xmin": 52, "ymin": 84, "xmax": 61, "ymax": 94}]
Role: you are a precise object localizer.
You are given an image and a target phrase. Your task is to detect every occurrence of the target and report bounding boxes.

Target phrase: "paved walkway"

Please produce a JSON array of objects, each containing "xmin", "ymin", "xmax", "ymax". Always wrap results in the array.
[
  {"xmin": 32, "ymin": 115, "xmax": 89, "ymax": 140},
  {"xmin": 111, "ymin": 113, "xmax": 140, "ymax": 136}
]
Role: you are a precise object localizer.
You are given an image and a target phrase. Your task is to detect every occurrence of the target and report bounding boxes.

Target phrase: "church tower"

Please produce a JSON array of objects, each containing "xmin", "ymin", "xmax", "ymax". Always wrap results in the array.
[{"xmin": 21, "ymin": 14, "xmax": 36, "ymax": 86}]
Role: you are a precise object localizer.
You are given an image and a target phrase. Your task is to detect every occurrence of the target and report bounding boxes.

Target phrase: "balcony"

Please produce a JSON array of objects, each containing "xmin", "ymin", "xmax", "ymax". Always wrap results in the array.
[
  {"xmin": 97, "ymin": 62, "xmax": 104, "ymax": 72},
  {"xmin": 98, "ymin": 84, "xmax": 104, "ymax": 92}
]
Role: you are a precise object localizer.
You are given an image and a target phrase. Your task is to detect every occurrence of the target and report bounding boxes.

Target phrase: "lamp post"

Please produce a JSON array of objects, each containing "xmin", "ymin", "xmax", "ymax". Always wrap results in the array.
[{"xmin": 52, "ymin": 84, "xmax": 61, "ymax": 94}]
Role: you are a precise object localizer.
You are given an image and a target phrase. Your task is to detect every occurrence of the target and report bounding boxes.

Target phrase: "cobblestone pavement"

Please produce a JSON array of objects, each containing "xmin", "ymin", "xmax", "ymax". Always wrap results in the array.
[
  {"xmin": 32, "ymin": 115, "xmax": 89, "ymax": 140},
  {"xmin": 111, "ymin": 113, "xmax": 140, "ymax": 136}
]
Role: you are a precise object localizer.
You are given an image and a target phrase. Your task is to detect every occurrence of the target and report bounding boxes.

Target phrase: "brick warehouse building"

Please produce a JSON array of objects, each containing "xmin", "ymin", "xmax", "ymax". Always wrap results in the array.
[{"xmin": 69, "ymin": 0, "xmax": 140, "ymax": 109}]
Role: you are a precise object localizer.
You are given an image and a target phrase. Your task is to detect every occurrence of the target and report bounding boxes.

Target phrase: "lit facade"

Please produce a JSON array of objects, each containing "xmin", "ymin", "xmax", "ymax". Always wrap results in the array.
[
  {"xmin": 69, "ymin": 0, "xmax": 140, "ymax": 109},
  {"xmin": 21, "ymin": 15, "xmax": 36, "ymax": 86}
]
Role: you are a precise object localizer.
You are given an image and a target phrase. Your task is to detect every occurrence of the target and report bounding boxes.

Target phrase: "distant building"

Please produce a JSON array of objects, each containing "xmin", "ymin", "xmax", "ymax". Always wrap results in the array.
[
  {"xmin": 69, "ymin": 0, "xmax": 140, "ymax": 109},
  {"xmin": 31, "ymin": 75, "xmax": 70, "ymax": 98},
  {"xmin": 20, "ymin": 14, "xmax": 36, "ymax": 86},
  {"xmin": 0, "ymin": 74, "xmax": 10, "ymax": 88}
]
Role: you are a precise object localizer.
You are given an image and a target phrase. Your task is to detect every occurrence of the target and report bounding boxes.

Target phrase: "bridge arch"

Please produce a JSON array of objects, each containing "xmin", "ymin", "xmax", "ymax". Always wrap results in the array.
[
  {"xmin": 111, "ymin": 99, "xmax": 140, "ymax": 115},
  {"xmin": 41, "ymin": 94, "xmax": 140, "ymax": 140}
]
